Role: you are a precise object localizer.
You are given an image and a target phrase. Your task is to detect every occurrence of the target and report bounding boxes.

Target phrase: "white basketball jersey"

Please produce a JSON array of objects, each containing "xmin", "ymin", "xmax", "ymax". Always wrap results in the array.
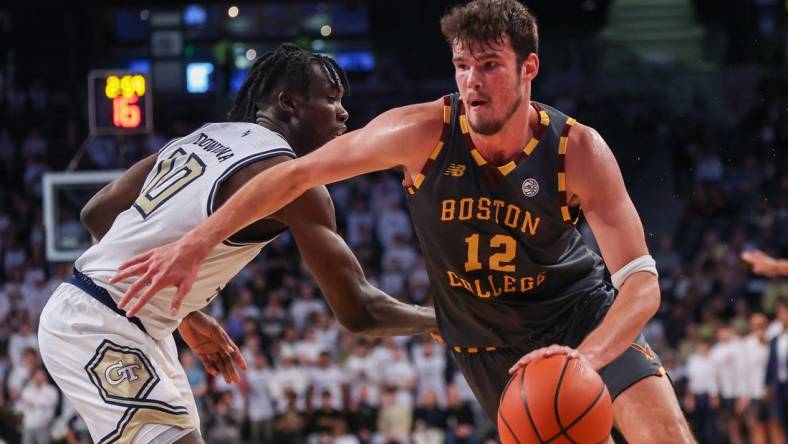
[{"xmin": 76, "ymin": 122, "xmax": 295, "ymax": 339}]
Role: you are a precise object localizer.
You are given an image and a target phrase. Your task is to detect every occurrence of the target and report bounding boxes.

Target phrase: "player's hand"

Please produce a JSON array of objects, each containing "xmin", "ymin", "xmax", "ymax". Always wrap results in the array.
[
  {"xmin": 741, "ymin": 249, "xmax": 781, "ymax": 277},
  {"xmin": 178, "ymin": 311, "xmax": 247, "ymax": 384},
  {"xmin": 112, "ymin": 240, "xmax": 205, "ymax": 317},
  {"xmin": 508, "ymin": 344, "xmax": 593, "ymax": 375}
]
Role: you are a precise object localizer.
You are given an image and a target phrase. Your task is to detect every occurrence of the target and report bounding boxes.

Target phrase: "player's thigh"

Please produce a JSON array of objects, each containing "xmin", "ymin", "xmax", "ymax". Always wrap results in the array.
[
  {"xmin": 612, "ymin": 375, "xmax": 695, "ymax": 444},
  {"xmin": 38, "ymin": 284, "xmax": 198, "ymax": 443},
  {"xmin": 174, "ymin": 431, "xmax": 206, "ymax": 444}
]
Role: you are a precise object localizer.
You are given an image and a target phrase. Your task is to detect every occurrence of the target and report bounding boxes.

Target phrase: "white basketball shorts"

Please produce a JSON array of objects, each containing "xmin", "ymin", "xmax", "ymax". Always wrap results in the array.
[{"xmin": 38, "ymin": 282, "xmax": 201, "ymax": 444}]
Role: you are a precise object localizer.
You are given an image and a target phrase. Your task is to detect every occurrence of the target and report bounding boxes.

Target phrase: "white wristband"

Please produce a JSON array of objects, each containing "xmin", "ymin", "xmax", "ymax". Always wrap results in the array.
[{"xmin": 611, "ymin": 255, "xmax": 658, "ymax": 290}]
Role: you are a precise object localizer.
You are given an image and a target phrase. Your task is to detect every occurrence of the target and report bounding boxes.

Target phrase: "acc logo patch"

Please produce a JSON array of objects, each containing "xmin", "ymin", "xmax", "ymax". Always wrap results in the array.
[{"xmin": 522, "ymin": 178, "xmax": 539, "ymax": 197}]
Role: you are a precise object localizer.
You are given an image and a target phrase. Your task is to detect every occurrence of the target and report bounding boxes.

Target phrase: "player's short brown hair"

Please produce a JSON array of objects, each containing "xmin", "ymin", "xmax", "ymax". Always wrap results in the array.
[{"xmin": 440, "ymin": 0, "xmax": 539, "ymax": 65}]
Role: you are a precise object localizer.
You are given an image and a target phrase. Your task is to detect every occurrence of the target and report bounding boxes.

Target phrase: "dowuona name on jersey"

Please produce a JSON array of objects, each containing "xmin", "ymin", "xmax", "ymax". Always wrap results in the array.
[
  {"xmin": 194, "ymin": 133, "xmax": 234, "ymax": 162},
  {"xmin": 439, "ymin": 195, "xmax": 549, "ymax": 299}
]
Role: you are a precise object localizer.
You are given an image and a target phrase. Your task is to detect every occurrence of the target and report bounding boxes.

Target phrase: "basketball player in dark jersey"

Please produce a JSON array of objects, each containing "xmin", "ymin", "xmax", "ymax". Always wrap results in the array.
[{"xmin": 113, "ymin": 1, "xmax": 694, "ymax": 441}]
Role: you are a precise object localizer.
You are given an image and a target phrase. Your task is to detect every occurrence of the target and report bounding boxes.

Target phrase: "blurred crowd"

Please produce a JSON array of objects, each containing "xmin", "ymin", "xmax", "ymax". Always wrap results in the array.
[{"xmin": 1, "ymin": 50, "xmax": 788, "ymax": 444}]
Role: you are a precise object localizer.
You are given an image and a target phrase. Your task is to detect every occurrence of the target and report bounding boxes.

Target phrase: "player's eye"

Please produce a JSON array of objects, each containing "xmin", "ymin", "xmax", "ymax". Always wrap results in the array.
[{"xmin": 484, "ymin": 61, "xmax": 498, "ymax": 69}]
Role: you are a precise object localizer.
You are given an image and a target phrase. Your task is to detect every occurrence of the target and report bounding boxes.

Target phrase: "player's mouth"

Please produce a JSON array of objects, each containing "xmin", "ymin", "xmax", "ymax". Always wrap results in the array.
[
  {"xmin": 335, "ymin": 126, "xmax": 347, "ymax": 137},
  {"xmin": 469, "ymin": 99, "xmax": 488, "ymax": 109}
]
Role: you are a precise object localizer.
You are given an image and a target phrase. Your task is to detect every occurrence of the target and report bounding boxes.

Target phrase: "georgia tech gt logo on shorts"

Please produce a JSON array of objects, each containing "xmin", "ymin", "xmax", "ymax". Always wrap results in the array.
[
  {"xmin": 86, "ymin": 340, "xmax": 158, "ymax": 404},
  {"xmin": 105, "ymin": 361, "xmax": 142, "ymax": 385}
]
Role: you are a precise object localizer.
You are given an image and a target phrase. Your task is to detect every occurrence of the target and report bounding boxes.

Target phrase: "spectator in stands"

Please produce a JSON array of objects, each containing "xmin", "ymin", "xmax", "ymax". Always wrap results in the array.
[
  {"xmin": 739, "ymin": 313, "xmax": 770, "ymax": 444},
  {"xmin": 348, "ymin": 384, "xmax": 379, "ymax": 444},
  {"xmin": 308, "ymin": 351, "xmax": 345, "ymax": 410},
  {"xmin": 7, "ymin": 347, "xmax": 38, "ymax": 403},
  {"xmin": 273, "ymin": 390, "xmax": 307, "ymax": 444},
  {"xmin": 686, "ymin": 335, "xmax": 719, "ymax": 444},
  {"xmin": 18, "ymin": 366, "xmax": 58, "ymax": 444},
  {"xmin": 766, "ymin": 297, "xmax": 788, "ymax": 443},
  {"xmin": 412, "ymin": 337, "xmax": 447, "ymax": 407},
  {"xmin": 179, "ymin": 350, "xmax": 207, "ymax": 414},
  {"xmin": 377, "ymin": 385, "xmax": 411, "ymax": 444},
  {"xmin": 445, "ymin": 385, "xmax": 477, "ymax": 444},
  {"xmin": 711, "ymin": 322, "xmax": 746, "ymax": 444},
  {"xmin": 204, "ymin": 390, "xmax": 242, "ymax": 444},
  {"xmin": 412, "ymin": 389, "xmax": 446, "ymax": 444},
  {"xmin": 247, "ymin": 352, "xmax": 276, "ymax": 444}
]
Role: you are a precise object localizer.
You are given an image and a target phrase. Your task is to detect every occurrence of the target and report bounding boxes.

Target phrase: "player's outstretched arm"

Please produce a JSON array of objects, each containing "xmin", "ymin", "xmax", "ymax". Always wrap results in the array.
[
  {"xmin": 279, "ymin": 186, "xmax": 437, "ymax": 336},
  {"xmin": 113, "ymin": 100, "xmax": 442, "ymax": 317},
  {"xmin": 80, "ymin": 154, "xmax": 157, "ymax": 240},
  {"xmin": 741, "ymin": 249, "xmax": 788, "ymax": 277}
]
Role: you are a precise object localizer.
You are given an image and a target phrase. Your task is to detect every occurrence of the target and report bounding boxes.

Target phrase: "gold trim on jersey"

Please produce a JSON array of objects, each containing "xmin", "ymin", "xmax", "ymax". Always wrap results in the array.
[
  {"xmin": 558, "ymin": 117, "xmax": 578, "ymax": 224},
  {"xmin": 459, "ymin": 100, "xmax": 550, "ymax": 176},
  {"xmin": 404, "ymin": 95, "xmax": 453, "ymax": 195}
]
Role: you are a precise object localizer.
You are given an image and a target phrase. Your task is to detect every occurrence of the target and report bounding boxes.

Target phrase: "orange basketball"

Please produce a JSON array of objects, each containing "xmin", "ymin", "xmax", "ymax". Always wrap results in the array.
[{"xmin": 498, "ymin": 354, "xmax": 613, "ymax": 444}]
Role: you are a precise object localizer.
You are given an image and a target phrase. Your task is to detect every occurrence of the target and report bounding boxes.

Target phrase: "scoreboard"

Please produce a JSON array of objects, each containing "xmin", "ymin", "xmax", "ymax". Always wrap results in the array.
[{"xmin": 88, "ymin": 70, "xmax": 153, "ymax": 135}]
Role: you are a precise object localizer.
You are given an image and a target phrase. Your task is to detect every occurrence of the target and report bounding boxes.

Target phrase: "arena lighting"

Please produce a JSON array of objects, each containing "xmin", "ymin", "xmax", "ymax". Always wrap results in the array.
[
  {"xmin": 245, "ymin": 48, "xmax": 257, "ymax": 61},
  {"xmin": 320, "ymin": 25, "xmax": 332, "ymax": 37},
  {"xmin": 228, "ymin": 6, "xmax": 239, "ymax": 18},
  {"xmin": 140, "ymin": 9, "xmax": 150, "ymax": 21}
]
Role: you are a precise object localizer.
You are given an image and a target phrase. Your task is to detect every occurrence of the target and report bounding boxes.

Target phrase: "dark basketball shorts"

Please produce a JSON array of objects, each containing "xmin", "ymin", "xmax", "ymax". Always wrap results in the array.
[
  {"xmin": 450, "ymin": 284, "xmax": 665, "ymax": 422},
  {"xmin": 748, "ymin": 398, "xmax": 770, "ymax": 422}
]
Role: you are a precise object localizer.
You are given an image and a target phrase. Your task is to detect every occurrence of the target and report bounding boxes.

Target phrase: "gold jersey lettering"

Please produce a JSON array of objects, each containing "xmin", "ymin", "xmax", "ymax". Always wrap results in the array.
[
  {"xmin": 493, "ymin": 200, "xmax": 505, "ymax": 224},
  {"xmin": 504, "ymin": 204, "xmax": 521, "ymax": 229},
  {"xmin": 441, "ymin": 199, "xmax": 456, "ymax": 221},
  {"xmin": 458, "ymin": 198, "xmax": 474, "ymax": 221},
  {"xmin": 445, "ymin": 270, "xmax": 547, "ymax": 299},
  {"xmin": 477, "ymin": 197, "xmax": 491, "ymax": 220}
]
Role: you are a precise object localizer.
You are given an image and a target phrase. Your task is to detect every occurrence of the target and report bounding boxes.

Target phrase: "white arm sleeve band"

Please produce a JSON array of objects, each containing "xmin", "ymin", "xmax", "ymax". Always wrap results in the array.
[{"xmin": 610, "ymin": 255, "xmax": 658, "ymax": 290}]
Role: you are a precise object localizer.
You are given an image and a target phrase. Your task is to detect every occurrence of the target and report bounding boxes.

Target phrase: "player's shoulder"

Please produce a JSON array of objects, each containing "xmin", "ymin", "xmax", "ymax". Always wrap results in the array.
[{"xmin": 368, "ymin": 97, "xmax": 446, "ymax": 143}]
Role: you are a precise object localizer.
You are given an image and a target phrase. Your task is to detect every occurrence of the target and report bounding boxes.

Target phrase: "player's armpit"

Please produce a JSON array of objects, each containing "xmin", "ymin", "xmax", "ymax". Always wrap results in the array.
[
  {"xmin": 276, "ymin": 187, "xmax": 437, "ymax": 336},
  {"xmin": 81, "ymin": 154, "xmax": 158, "ymax": 240}
]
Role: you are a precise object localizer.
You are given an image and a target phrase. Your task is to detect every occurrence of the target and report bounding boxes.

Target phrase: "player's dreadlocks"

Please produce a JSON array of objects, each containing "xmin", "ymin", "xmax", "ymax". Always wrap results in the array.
[{"xmin": 228, "ymin": 43, "xmax": 349, "ymax": 123}]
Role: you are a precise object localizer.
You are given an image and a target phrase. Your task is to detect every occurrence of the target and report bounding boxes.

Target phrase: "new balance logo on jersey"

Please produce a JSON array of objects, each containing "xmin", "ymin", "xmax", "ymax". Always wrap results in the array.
[
  {"xmin": 444, "ymin": 164, "xmax": 466, "ymax": 177},
  {"xmin": 193, "ymin": 133, "xmax": 235, "ymax": 162},
  {"xmin": 105, "ymin": 360, "xmax": 142, "ymax": 385}
]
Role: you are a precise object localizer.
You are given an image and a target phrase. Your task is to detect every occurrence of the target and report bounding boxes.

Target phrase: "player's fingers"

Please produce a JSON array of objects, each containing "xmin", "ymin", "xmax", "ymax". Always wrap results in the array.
[
  {"xmin": 217, "ymin": 352, "xmax": 238, "ymax": 383},
  {"xmin": 170, "ymin": 279, "xmax": 194, "ymax": 316},
  {"xmin": 126, "ymin": 279, "xmax": 166, "ymax": 317},
  {"xmin": 110, "ymin": 263, "xmax": 150, "ymax": 285},
  {"xmin": 231, "ymin": 347, "xmax": 248, "ymax": 371},
  {"xmin": 117, "ymin": 272, "xmax": 153, "ymax": 310},
  {"xmin": 116, "ymin": 251, "xmax": 155, "ymax": 273},
  {"xmin": 200, "ymin": 354, "xmax": 218, "ymax": 376}
]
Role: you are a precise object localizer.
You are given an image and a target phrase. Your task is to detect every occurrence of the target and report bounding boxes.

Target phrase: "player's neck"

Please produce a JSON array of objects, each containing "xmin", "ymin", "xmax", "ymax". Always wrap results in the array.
[
  {"xmin": 468, "ymin": 100, "xmax": 535, "ymax": 164},
  {"xmin": 255, "ymin": 114, "xmax": 294, "ymax": 148}
]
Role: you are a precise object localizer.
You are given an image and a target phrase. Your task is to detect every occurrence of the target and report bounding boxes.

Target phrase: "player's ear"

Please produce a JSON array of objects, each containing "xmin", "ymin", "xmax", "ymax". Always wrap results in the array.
[
  {"xmin": 521, "ymin": 53, "xmax": 539, "ymax": 82},
  {"xmin": 276, "ymin": 90, "xmax": 299, "ymax": 116}
]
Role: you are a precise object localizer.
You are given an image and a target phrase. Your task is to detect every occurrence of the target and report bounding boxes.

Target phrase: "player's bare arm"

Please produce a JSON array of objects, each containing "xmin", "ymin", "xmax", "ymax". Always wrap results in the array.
[
  {"xmin": 742, "ymin": 249, "xmax": 788, "ymax": 276},
  {"xmin": 80, "ymin": 154, "xmax": 157, "ymax": 240},
  {"xmin": 274, "ymin": 180, "xmax": 437, "ymax": 337},
  {"xmin": 215, "ymin": 153, "xmax": 437, "ymax": 336},
  {"xmin": 511, "ymin": 123, "xmax": 659, "ymax": 371},
  {"xmin": 113, "ymin": 99, "xmax": 444, "ymax": 313}
]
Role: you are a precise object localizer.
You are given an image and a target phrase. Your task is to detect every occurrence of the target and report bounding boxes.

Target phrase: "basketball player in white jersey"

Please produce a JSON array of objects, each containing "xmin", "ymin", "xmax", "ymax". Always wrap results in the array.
[{"xmin": 38, "ymin": 44, "xmax": 437, "ymax": 444}]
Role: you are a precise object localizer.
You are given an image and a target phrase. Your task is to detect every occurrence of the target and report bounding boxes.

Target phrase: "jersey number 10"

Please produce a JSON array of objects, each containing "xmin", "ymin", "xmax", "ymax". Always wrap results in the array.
[{"xmin": 134, "ymin": 149, "xmax": 207, "ymax": 218}]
